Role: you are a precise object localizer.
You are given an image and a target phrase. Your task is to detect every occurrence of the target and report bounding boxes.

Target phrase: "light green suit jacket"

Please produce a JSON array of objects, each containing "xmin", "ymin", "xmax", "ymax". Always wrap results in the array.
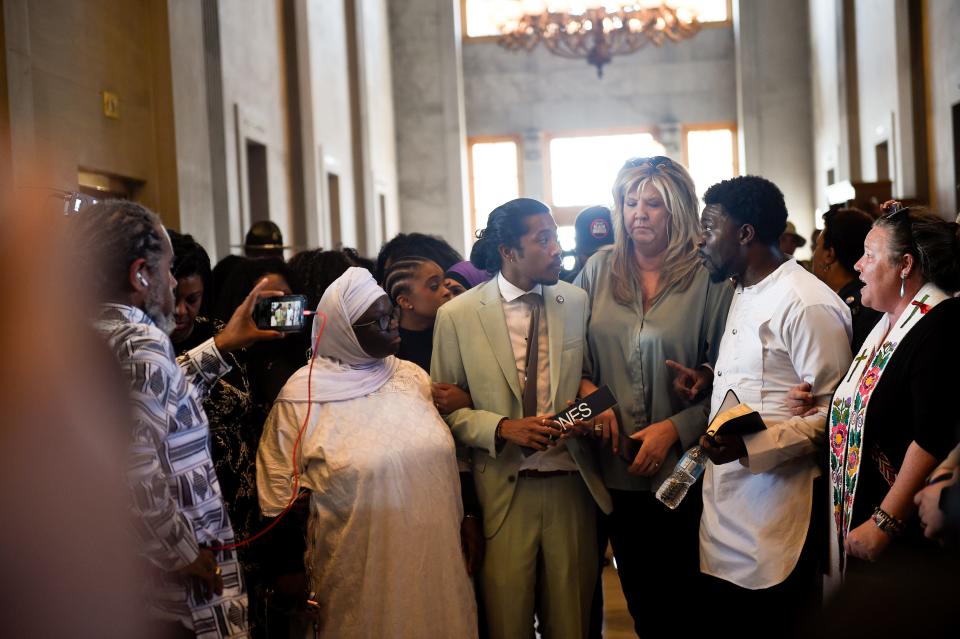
[{"xmin": 431, "ymin": 277, "xmax": 613, "ymax": 538}]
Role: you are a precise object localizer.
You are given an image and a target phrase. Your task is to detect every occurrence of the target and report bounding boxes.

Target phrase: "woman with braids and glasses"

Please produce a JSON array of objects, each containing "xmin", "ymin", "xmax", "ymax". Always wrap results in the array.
[
  {"xmin": 574, "ymin": 156, "xmax": 733, "ymax": 638},
  {"xmin": 257, "ymin": 267, "xmax": 477, "ymax": 638},
  {"xmin": 826, "ymin": 202, "xmax": 960, "ymax": 582}
]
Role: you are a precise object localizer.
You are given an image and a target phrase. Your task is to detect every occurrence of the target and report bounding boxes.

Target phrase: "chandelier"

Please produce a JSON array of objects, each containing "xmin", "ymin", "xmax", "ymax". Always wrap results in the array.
[{"xmin": 496, "ymin": 1, "xmax": 702, "ymax": 78}]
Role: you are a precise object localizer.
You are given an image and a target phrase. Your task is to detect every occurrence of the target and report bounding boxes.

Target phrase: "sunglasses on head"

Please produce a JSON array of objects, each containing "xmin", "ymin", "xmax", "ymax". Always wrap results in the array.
[
  {"xmin": 879, "ymin": 200, "xmax": 918, "ymax": 257},
  {"xmin": 881, "ymin": 200, "xmax": 910, "ymax": 220},
  {"xmin": 352, "ymin": 306, "xmax": 398, "ymax": 331},
  {"xmin": 623, "ymin": 155, "xmax": 674, "ymax": 170}
]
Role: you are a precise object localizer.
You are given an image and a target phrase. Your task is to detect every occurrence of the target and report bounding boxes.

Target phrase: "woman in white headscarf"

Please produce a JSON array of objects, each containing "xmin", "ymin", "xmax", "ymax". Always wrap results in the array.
[{"xmin": 257, "ymin": 267, "xmax": 478, "ymax": 638}]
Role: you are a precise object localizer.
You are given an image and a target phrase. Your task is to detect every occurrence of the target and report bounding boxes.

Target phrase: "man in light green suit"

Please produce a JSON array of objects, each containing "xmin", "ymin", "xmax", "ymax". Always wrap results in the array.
[{"xmin": 432, "ymin": 198, "xmax": 612, "ymax": 639}]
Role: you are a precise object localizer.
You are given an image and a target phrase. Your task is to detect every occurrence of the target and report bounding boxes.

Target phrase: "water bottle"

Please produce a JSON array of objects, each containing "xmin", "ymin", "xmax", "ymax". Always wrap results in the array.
[{"xmin": 656, "ymin": 445, "xmax": 708, "ymax": 509}]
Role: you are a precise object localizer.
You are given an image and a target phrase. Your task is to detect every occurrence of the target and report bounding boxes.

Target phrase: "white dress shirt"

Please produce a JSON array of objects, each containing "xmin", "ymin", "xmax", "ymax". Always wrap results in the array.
[
  {"xmin": 700, "ymin": 259, "xmax": 852, "ymax": 589},
  {"xmin": 497, "ymin": 272, "xmax": 577, "ymax": 472}
]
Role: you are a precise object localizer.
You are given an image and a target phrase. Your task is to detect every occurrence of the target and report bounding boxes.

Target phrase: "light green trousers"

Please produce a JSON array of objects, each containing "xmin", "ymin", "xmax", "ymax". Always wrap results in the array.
[{"xmin": 480, "ymin": 474, "xmax": 598, "ymax": 639}]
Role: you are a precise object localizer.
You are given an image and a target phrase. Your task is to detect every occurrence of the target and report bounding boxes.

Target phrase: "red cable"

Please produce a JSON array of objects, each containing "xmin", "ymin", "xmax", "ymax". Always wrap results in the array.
[{"xmin": 211, "ymin": 311, "xmax": 328, "ymax": 552}]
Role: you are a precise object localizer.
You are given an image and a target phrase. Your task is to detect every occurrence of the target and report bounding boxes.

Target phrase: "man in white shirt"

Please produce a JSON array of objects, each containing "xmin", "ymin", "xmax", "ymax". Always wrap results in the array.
[
  {"xmin": 696, "ymin": 176, "xmax": 852, "ymax": 634},
  {"xmin": 432, "ymin": 198, "xmax": 612, "ymax": 639}
]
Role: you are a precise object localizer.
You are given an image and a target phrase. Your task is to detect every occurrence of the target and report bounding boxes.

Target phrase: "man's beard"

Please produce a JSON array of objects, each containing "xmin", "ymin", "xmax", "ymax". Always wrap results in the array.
[
  {"xmin": 144, "ymin": 286, "xmax": 176, "ymax": 335},
  {"xmin": 699, "ymin": 252, "xmax": 729, "ymax": 283},
  {"xmin": 707, "ymin": 266, "xmax": 729, "ymax": 283}
]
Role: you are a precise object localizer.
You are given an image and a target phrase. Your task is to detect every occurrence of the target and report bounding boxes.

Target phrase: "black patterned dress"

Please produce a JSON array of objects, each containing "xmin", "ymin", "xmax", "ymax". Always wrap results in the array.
[{"xmin": 175, "ymin": 317, "xmax": 267, "ymax": 558}]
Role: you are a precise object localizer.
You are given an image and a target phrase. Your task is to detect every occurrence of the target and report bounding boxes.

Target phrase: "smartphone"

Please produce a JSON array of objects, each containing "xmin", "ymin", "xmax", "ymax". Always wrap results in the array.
[{"xmin": 254, "ymin": 294, "xmax": 308, "ymax": 332}]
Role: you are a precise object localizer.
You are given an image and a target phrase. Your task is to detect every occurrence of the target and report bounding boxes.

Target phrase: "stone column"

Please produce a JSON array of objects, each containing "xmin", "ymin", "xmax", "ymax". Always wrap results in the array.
[
  {"xmin": 735, "ymin": 0, "xmax": 816, "ymax": 250},
  {"xmin": 167, "ymin": 0, "xmax": 218, "ymax": 252},
  {"xmin": 389, "ymin": 0, "xmax": 470, "ymax": 253}
]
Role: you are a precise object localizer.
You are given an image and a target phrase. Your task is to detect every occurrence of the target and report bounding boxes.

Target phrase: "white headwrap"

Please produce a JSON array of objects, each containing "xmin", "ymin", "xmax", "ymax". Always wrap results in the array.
[{"xmin": 277, "ymin": 267, "xmax": 400, "ymax": 403}]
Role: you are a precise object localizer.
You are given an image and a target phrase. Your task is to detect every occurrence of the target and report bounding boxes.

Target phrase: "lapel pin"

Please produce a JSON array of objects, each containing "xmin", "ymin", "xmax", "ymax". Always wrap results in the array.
[{"xmin": 556, "ymin": 295, "xmax": 564, "ymax": 304}]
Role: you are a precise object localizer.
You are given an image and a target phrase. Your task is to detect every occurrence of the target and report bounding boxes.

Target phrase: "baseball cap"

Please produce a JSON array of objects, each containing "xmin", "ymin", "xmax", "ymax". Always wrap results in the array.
[{"xmin": 574, "ymin": 206, "xmax": 614, "ymax": 255}]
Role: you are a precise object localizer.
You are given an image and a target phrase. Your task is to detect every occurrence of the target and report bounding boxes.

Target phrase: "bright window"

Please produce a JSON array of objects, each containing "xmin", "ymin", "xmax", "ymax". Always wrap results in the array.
[
  {"xmin": 469, "ymin": 139, "xmax": 521, "ymax": 233},
  {"xmin": 681, "ymin": 0, "xmax": 730, "ymax": 23},
  {"xmin": 464, "ymin": 1, "xmax": 730, "ymax": 39},
  {"xmin": 684, "ymin": 127, "xmax": 736, "ymax": 200},
  {"xmin": 547, "ymin": 132, "xmax": 665, "ymax": 209}
]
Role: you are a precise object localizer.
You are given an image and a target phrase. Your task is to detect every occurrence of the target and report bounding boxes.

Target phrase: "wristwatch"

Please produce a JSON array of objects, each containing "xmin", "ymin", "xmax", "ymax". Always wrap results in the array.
[{"xmin": 871, "ymin": 507, "xmax": 905, "ymax": 537}]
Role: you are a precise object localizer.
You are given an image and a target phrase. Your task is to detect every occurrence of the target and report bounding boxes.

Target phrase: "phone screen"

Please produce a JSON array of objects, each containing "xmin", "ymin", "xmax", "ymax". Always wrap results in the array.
[{"xmin": 255, "ymin": 295, "xmax": 308, "ymax": 332}]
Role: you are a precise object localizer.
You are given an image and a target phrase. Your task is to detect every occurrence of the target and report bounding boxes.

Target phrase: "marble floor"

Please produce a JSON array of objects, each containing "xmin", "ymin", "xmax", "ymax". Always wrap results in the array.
[{"xmin": 601, "ymin": 562, "xmax": 636, "ymax": 639}]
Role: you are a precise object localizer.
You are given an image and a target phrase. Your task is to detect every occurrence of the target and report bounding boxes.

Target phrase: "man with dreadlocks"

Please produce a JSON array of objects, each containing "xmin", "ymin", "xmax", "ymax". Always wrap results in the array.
[{"xmin": 73, "ymin": 200, "xmax": 283, "ymax": 638}]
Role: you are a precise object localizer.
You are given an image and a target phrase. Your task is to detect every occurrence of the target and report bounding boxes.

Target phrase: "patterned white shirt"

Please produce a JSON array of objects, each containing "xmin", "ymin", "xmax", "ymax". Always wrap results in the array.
[{"xmin": 96, "ymin": 304, "xmax": 248, "ymax": 638}]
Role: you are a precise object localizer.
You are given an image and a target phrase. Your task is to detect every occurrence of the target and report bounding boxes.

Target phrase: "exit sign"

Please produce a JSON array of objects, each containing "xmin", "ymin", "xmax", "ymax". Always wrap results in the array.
[{"xmin": 102, "ymin": 91, "xmax": 120, "ymax": 119}]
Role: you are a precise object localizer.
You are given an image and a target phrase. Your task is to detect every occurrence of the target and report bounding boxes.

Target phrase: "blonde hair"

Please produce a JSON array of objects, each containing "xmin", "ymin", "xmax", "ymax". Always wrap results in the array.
[{"xmin": 608, "ymin": 157, "xmax": 702, "ymax": 307}]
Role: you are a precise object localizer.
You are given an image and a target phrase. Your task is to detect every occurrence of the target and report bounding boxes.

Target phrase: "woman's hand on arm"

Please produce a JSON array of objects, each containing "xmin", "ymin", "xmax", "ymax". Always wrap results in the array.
[
  {"xmin": 784, "ymin": 382, "xmax": 818, "ymax": 417},
  {"xmin": 460, "ymin": 515, "xmax": 485, "ymax": 576},
  {"xmin": 432, "ymin": 382, "xmax": 473, "ymax": 414},
  {"xmin": 665, "ymin": 360, "xmax": 712, "ymax": 402},
  {"xmin": 914, "ymin": 470, "xmax": 957, "ymax": 540}
]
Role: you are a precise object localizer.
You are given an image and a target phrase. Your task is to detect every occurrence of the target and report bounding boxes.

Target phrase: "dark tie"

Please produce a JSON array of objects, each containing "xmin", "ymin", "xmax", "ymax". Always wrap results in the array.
[{"xmin": 520, "ymin": 293, "xmax": 542, "ymax": 418}]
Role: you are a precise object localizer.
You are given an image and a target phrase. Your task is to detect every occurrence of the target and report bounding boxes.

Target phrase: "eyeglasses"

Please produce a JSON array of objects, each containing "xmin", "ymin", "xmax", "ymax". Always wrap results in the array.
[
  {"xmin": 623, "ymin": 155, "xmax": 674, "ymax": 170},
  {"xmin": 352, "ymin": 306, "xmax": 398, "ymax": 332}
]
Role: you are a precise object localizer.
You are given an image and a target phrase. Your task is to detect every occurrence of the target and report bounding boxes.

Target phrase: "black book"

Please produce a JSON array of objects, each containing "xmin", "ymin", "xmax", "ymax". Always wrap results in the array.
[
  {"xmin": 619, "ymin": 389, "xmax": 764, "ymax": 463},
  {"xmin": 704, "ymin": 389, "xmax": 765, "ymax": 438}
]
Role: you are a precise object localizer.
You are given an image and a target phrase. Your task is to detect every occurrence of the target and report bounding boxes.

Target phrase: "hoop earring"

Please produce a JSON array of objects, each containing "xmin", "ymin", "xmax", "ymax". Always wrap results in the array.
[{"xmin": 899, "ymin": 274, "xmax": 906, "ymax": 298}]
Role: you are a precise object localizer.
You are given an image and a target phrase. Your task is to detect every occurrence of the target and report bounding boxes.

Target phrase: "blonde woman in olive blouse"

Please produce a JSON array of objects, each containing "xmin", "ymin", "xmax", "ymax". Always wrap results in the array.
[{"xmin": 575, "ymin": 156, "xmax": 732, "ymax": 639}]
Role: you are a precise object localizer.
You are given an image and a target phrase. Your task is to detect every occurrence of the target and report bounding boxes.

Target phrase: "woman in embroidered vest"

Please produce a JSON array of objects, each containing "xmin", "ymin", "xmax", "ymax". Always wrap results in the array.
[{"xmin": 828, "ymin": 202, "xmax": 960, "ymax": 583}]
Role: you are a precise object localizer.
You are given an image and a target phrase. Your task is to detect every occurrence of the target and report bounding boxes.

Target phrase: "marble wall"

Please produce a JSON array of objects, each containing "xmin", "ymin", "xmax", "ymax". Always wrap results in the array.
[
  {"xmin": 463, "ymin": 26, "xmax": 738, "ymax": 137},
  {"xmin": 3, "ymin": 0, "xmax": 399, "ymax": 259},
  {"xmin": 809, "ymin": 0, "xmax": 855, "ymax": 217},
  {"xmin": 926, "ymin": 0, "xmax": 960, "ymax": 215},
  {"xmin": 460, "ymin": 0, "xmax": 817, "ymax": 257},
  {"xmin": 168, "ymin": 0, "xmax": 218, "ymax": 254},
  {"xmin": 215, "ymin": 0, "xmax": 293, "ymax": 255},
  {"xmin": 301, "ymin": 0, "xmax": 357, "ymax": 251},
  {"xmin": 356, "ymin": 0, "xmax": 401, "ymax": 254},
  {"xmin": 463, "ymin": 23, "xmax": 737, "ymax": 221},
  {"xmin": 3, "ymin": 0, "xmax": 179, "ymax": 224},
  {"xmin": 736, "ymin": 0, "xmax": 816, "ymax": 248},
  {"xmin": 808, "ymin": 0, "xmax": 958, "ymax": 218},
  {"xmin": 852, "ymin": 0, "xmax": 916, "ymax": 198},
  {"xmin": 389, "ymin": 0, "xmax": 472, "ymax": 254}
]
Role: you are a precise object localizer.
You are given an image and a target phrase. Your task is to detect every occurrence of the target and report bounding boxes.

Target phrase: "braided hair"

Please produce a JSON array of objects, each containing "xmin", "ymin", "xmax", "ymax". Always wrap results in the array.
[
  {"xmin": 375, "ymin": 233, "xmax": 462, "ymax": 284},
  {"xmin": 70, "ymin": 199, "xmax": 166, "ymax": 302},
  {"xmin": 383, "ymin": 257, "xmax": 431, "ymax": 305}
]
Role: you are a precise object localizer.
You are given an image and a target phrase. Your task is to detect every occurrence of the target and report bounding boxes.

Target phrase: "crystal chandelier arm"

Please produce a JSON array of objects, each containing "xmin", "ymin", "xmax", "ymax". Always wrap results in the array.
[{"xmin": 496, "ymin": 1, "xmax": 702, "ymax": 77}]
